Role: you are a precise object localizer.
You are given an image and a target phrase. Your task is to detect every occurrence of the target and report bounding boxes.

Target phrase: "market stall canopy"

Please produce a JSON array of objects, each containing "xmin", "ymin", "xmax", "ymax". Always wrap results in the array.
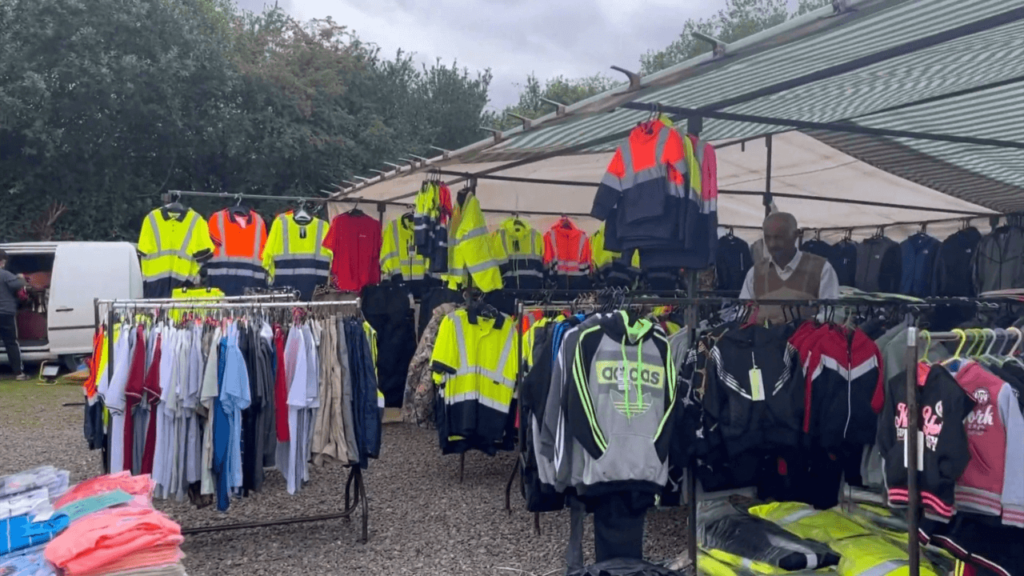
[
  {"xmin": 331, "ymin": 131, "xmax": 994, "ymax": 243},
  {"xmin": 330, "ymin": 0, "xmax": 1024, "ymax": 239}
]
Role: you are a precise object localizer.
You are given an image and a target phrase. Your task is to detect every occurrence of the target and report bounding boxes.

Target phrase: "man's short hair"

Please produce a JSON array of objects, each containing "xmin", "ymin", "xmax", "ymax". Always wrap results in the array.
[
  {"xmin": 0, "ymin": 249, "xmax": 7, "ymax": 261},
  {"xmin": 764, "ymin": 212, "xmax": 798, "ymax": 231}
]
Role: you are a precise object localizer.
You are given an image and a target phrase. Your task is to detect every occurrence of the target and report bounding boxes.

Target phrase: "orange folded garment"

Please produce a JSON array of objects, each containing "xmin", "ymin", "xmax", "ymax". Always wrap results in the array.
[
  {"xmin": 54, "ymin": 472, "xmax": 155, "ymax": 509},
  {"xmin": 45, "ymin": 506, "xmax": 183, "ymax": 576},
  {"xmin": 72, "ymin": 545, "xmax": 184, "ymax": 576}
]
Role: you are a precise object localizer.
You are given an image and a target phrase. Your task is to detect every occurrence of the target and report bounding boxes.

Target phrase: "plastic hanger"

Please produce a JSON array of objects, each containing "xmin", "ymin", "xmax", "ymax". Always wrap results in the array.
[
  {"xmin": 919, "ymin": 331, "xmax": 932, "ymax": 365},
  {"xmin": 164, "ymin": 191, "xmax": 186, "ymax": 215},
  {"xmin": 980, "ymin": 328, "xmax": 1002, "ymax": 364},
  {"xmin": 941, "ymin": 329, "xmax": 969, "ymax": 367},
  {"xmin": 347, "ymin": 198, "xmax": 365, "ymax": 217},
  {"xmin": 229, "ymin": 194, "xmax": 250, "ymax": 217},
  {"xmin": 1005, "ymin": 327, "xmax": 1023, "ymax": 364},
  {"xmin": 966, "ymin": 329, "xmax": 986, "ymax": 358},
  {"xmin": 293, "ymin": 200, "xmax": 312, "ymax": 224}
]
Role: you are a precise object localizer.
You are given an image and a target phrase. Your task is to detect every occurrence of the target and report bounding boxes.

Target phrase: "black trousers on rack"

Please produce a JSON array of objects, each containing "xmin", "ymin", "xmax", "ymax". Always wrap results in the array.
[
  {"xmin": 362, "ymin": 284, "xmax": 417, "ymax": 408},
  {"xmin": 589, "ymin": 492, "xmax": 652, "ymax": 562}
]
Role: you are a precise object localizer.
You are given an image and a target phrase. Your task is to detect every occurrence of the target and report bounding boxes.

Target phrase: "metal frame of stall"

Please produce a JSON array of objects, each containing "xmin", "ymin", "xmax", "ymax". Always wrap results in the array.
[{"xmin": 93, "ymin": 297, "xmax": 373, "ymax": 544}]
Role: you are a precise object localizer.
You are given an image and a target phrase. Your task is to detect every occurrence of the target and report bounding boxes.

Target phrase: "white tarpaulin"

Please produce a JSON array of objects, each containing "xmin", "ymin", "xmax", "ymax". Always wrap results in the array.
[{"xmin": 330, "ymin": 131, "xmax": 996, "ymax": 243}]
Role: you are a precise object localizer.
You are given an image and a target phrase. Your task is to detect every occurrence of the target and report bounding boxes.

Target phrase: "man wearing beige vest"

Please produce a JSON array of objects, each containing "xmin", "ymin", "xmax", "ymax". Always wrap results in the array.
[{"xmin": 739, "ymin": 213, "xmax": 839, "ymax": 324}]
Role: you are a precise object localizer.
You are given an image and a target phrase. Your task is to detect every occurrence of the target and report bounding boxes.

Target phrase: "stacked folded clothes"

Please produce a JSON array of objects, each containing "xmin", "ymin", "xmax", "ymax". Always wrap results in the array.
[{"xmin": 0, "ymin": 468, "xmax": 187, "ymax": 576}]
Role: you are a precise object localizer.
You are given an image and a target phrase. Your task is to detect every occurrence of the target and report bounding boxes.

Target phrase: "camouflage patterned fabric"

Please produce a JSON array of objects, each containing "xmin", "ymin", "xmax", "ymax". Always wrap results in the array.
[{"xmin": 402, "ymin": 303, "xmax": 457, "ymax": 426}]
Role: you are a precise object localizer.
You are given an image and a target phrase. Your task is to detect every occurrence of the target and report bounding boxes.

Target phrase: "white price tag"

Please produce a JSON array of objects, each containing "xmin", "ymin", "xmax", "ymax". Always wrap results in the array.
[{"xmin": 917, "ymin": 431, "xmax": 925, "ymax": 472}]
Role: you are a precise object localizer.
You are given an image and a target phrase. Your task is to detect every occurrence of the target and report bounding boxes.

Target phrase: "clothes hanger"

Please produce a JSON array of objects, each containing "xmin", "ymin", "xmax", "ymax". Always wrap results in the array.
[
  {"xmin": 164, "ymin": 191, "xmax": 186, "ymax": 215},
  {"xmin": 229, "ymin": 194, "xmax": 250, "ymax": 217},
  {"xmin": 941, "ymin": 328, "xmax": 969, "ymax": 367},
  {"xmin": 293, "ymin": 200, "xmax": 312, "ymax": 224},
  {"xmin": 347, "ymin": 198, "xmax": 365, "ymax": 217},
  {"xmin": 919, "ymin": 331, "xmax": 933, "ymax": 365},
  {"xmin": 1005, "ymin": 327, "xmax": 1023, "ymax": 364},
  {"xmin": 980, "ymin": 328, "xmax": 1002, "ymax": 364},
  {"xmin": 966, "ymin": 328, "xmax": 986, "ymax": 359}
]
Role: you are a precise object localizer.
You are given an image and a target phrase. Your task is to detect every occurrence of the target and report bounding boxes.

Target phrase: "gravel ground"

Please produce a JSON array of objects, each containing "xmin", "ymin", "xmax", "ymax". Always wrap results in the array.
[{"xmin": 1, "ymin": 379, "xmax": 690, "ymax": 575}]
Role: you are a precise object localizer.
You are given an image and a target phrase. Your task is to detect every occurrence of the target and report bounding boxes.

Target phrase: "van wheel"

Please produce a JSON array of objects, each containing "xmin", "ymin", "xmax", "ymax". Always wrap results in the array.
[{"xmin": 59, "ymin": 355, "xmax": 82, "ymax": 373}]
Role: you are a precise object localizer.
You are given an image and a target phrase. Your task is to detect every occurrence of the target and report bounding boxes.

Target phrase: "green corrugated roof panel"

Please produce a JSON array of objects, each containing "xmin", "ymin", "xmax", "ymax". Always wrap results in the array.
[{"xmin": 471, "ymin": 0, "xmax": 1024, "ymax": 210}]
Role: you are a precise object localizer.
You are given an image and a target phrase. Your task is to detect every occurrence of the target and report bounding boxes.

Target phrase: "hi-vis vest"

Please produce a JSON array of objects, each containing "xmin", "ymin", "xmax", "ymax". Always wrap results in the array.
[
  {"xmin": 262, "ymin": 213, "xmax": 332, "ymax": 300},
  {"xmin": 492, "ymin": 218, "xmax": 545, "ymax": 290},
  {"xmin": 138, "ymin": 208, "xmax": 215, "ymax": 298},
  {"xmin": 206, "ymin": 209, "xmax": 267, "ymax": 296},
  {"xmin": 445, "ymin": 194, "xmax": 503, "ymax": 292},
  {"xmin": 748, "ymin": 502, "xmax": 941, "ymax": 576},
  {"xmin": 431, "ymin": 308, "xmax": 518, "ymax": 445},
  {"xmin": 381, "ymin": 216, "xmax": 430, "ymax": 283}
]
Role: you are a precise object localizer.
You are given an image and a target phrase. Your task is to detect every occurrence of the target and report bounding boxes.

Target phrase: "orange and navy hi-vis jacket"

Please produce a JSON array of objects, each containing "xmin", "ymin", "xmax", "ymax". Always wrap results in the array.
[
  {"xmin": 206, "ymin": 209, "xmax": 268, "ymax": 296},
  {"xmin": 590, "ymin": 121, "xmax": 719, "ymax": 269},
  {"xmin": 543, "ymin": 217, "xmax": 592, "ymax": 291},
  {"xmin": 593, "ymin": 120, "xmax": 688, "ymax": 226}
]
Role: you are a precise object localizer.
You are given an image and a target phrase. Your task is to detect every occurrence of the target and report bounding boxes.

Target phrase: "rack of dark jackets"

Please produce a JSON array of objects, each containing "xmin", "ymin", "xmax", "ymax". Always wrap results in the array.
[{"xmin": 505, "ymin": 292, "xmax": 1022, "ymax": 575}]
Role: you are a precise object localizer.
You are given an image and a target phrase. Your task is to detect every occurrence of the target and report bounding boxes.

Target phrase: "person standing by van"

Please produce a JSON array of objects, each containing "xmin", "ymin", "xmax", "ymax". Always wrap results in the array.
[{"xmin": 0, "ymin": 249, "xmax": 28, "ymax": 380}]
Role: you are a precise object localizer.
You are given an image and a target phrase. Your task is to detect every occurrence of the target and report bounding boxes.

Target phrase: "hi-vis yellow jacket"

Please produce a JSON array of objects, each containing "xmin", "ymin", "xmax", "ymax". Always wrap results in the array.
[
  {"xmin": 748, "ymin": 502, "xmax": 941, "ymax": 576},
  {"xmin": 431, "ymin": 308, "xmax": 518, "ymax": 447},
  {"xmin": 444, "ymin": 194, "xmax": 503, "ymax": 292},
  {"xmin": 381, "ymin": 215, "xmax": 430, "ymax": 283}
]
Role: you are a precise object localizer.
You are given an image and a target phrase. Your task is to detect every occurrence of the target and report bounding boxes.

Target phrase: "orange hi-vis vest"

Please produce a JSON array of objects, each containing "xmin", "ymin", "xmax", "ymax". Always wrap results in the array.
[{"xmin": 207, "ymin": 209, "xmax": 268, "ymax": 296}]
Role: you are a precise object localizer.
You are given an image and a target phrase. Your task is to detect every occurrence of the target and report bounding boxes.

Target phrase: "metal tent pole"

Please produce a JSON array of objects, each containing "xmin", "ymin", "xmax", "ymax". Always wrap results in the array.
[
  {"xmin": 765, "ymin": 134, "xmax": 773, "ymax": 217},
  {"xmin": 906, "ymin": 326, "xmax": 921, "ymax": 576}
]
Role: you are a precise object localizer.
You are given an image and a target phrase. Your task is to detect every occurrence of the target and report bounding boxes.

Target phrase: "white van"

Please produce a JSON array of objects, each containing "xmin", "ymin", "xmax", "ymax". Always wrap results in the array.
[{"xmin": 0, "ymin": 242, "xmax": 142, "ymax": 369}]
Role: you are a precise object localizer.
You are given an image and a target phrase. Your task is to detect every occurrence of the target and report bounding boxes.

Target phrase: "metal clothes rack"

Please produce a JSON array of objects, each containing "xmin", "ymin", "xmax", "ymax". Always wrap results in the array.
[
  {"xmin": 502, "ymin": 293, "xmax": 1016, "ymax": 575},
  {"xmin": 94, "ymin": 298, "xmax": 374, "ymax": 543}
]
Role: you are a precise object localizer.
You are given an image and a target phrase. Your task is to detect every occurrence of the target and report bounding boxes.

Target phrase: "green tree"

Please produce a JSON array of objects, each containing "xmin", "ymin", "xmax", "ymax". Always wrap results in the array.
[
  {"xmin": 640, "ymin": 0, "xmax": 832, "ymax": 75},
  {"xmin": 0, "ymin": 0, "xmax": 242, "ymax": 241},
  {"xmin": 484, "ymin": 73, "xmax": 622, "ymax": 131},
  {"xmin": 0, "ymin": 0, "xmax": 496, "ymax": 241}
]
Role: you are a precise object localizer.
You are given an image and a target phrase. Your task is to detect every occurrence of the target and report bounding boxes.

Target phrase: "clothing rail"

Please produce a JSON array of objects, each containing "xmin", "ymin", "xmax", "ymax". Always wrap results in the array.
[
  {"xmin": 103, "ymin": 299, "xmax": 360, "ymax": 310},
  {"xmin": 503, "ymin": 295, "xmax": 1008, "ymax": 575},
  {"xmin": 94, "ymin": 297, "xmax": 372, "ymax": 543},
  {"xmin": 97, "ymin": 293, "xmax": 297, "ymax": 305},
  {"xmin": 166, "ymin": 189, "xmax": 332, "ymax": 204},
  {"xmin": 93, "ymin": 293, "xmax": 297, "ymax": 333}
]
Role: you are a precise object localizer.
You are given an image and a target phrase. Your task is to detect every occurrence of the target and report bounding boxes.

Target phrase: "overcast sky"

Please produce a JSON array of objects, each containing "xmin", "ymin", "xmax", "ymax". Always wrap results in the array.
[{"xmin": 235, "ymin": 0, "xmax": 729, "ymax": 110}]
